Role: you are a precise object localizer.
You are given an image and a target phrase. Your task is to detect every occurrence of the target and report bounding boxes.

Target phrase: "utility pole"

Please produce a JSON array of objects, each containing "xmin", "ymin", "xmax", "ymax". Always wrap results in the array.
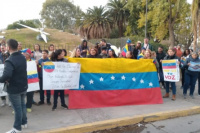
[{"xmin": 145, "ymin": 0, "xmax": 148, "ymax": 38}]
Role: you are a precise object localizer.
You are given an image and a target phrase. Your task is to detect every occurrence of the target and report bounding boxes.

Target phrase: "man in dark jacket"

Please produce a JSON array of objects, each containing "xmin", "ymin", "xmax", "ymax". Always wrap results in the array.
[
  {"xmin": 156, "ymin": 46, "xmax": 166, "ymax": 89},
  {"xmin": 0, "ymin": 39, "xmax": 28, "ymax": 133}
]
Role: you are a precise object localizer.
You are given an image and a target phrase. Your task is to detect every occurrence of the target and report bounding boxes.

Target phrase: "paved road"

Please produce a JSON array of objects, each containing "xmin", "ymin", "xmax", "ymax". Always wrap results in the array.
[{"xmin": 141, "ymin": 114, "xmax": 200, "ymax": 133}]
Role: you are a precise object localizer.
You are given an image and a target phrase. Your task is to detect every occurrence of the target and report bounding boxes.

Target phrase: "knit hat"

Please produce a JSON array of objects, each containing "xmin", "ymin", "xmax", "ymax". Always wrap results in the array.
[
  {"xmin": 126, "ymin": 39, "xmax": 131, "ymax": 44},
  {"xmin": 21, "ymin": 48, "xmax": 32, "ymax": 56}
]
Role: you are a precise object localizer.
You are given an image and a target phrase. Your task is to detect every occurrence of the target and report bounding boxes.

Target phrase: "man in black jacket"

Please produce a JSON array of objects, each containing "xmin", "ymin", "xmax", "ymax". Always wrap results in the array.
[
  {"xmin": 156, "ymin": 46, "xmax": 166, "ymax": 89},
  {"xmin": 0, "ymin": 39, "xmax": 28, "ymax": 133}
]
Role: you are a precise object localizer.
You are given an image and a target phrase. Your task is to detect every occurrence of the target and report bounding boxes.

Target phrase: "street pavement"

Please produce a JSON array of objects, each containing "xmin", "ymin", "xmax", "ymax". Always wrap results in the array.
[
  {"xmin": 0, "ymin": 81, "xmax": 200, "ymax": 133},
  {"xmin": 141, "ymin": 114, "xmax": 200, "ymax": 133}
]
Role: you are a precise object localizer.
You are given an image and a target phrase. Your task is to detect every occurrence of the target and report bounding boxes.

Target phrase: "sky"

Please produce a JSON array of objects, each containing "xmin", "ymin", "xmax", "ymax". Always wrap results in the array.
[{"xmin": 0, "ymin": 0, "xmax": 193, "ymax": 30}]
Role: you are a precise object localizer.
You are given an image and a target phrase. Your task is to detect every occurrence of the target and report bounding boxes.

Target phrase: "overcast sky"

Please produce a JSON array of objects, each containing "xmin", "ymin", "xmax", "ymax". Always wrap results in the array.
[{"xmin": 0, "ymin": 0, "xmax": 193, "ymax": 30}]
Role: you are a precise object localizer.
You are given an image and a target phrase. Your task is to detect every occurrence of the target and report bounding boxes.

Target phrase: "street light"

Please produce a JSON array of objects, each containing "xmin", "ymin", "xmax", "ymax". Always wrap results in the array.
[{"xmin": 145, "ymin": 0, "xmax": 148, "ymax": 38}]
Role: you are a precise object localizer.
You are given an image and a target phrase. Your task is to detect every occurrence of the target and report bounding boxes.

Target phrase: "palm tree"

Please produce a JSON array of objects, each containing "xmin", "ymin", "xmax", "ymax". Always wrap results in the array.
[
  {"xmin": 107, "ymin": 0, "xmax": 129, "ymax": 37},
  {"xmin": 192, "ymin": 0, "xmax": 200, "ymax": 51},
  {"xmin": 79, "ymin": 6, "xmax": 113, "ymax": 40}
]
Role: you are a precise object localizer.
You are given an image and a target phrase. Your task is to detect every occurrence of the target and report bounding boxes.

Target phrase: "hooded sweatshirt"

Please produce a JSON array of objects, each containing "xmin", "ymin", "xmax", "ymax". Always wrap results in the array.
[{"xmin": 183, "ymin": 55, "xmax": 200, "ymax": 75}]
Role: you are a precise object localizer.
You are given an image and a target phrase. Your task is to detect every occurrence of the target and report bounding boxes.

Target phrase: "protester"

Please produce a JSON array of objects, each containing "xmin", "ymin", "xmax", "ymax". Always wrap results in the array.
[
  {"xmin": 73, "ymin": 47, "xmax": 82, "ymax": 58},
  {"xmin": 99, "ymin": 39, "xmax": 111, "ymax": 54},
  {"xmin": 108, "ymin": 49, "xmax": 117, "ymax": 58},
  {"xmin": 122, "ymin": 39, "xmax": 133, "ymax": 57},
  {"xmin": 18, "ymin": 42, "xmax": 22, "ymax": 51},
  {"xmin": 142, "ymin": 49, "xmax": 159, "ymax": 71},
  {"xmin": 51, "ymin": 49, "xmax": 68, "ymax": 111},
  {"xmin": 0, "ymin": 44, "xmax": 10, "ymax": 107},
  {"xmin": 126, "ymin": 51, "xmax": 134, "ymax": 59},
  {"xmin": 87, "ymin": 47, "xmax": 102, "ymax": 58},
  {"xmin": 22, "ymin": 49, "xmax": 34, "ymax": 113},
  {"xmin": 133, "ymin": 41, "xmax": 142, "ymax": 58},
  {"xmin": 198, "ymin": 50, "xmax": 200, "ymax": 95},
  {"xmin": 163, "ymin": 48, "xmax": 180, "ymax": 101},
  {"xmin": 33, "ymin": 44, "xmax": 42, "ymax": 60},
  {"xmin": 48, "ymin": 44, "xmax": 55, "ymax": 57},
  {"xmin": 156, "ymin": 46, "xmax": 166, "ymax": 89},
  {"xmin": 142, "ymin": 38, "xmax": 153, "ymax": 50},
  {"xmin": 95, "ymin": 42, "xmax": 101, "ymax": 54},
  {"xmin": 79, "ymin": 40, "xmax": 89, "ymax": 57},
  {"xmin": 37, "ymin": 50, "xmax": 51, "ymax": 105},
  {"xmin": 62, "ymin": 49, "xmax": 67, "ymax": 56},
  {"xmin": 176, "ymin": 44, "xmax": 182, "ymax": 58},
  {"xmin": 0, "ymin": 39, "xmax": 28, "ymax": 133},
  {"xmin": 137, "ymin": 47, "xmax": 146, "ymax": 59},
  {"xmin": 180, "ymin": 49, "xmax": 190, "ymax": 89},
  {"xmin": 183, "ymin": 52, "xmax": 200, "ymax": 99},
  {"xmin": 100, "ymin": 46, "xmax": 108, "ymax": 58}
]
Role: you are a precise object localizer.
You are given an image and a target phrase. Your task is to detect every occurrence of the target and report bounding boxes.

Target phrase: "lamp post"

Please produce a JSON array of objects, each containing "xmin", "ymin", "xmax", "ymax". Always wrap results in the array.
[{"xmin": 145, "ymin": 0, "xmax": 148, "ymax": 38}]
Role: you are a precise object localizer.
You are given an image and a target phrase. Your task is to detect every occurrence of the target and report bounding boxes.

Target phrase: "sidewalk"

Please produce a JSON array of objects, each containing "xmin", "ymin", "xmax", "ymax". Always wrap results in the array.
[{"xmin": 0, "ymin": 81, "xmax": 200, "ymax": 133}]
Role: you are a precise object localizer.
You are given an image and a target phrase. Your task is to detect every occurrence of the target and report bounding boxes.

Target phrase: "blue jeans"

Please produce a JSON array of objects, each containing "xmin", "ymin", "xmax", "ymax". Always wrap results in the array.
[
  {"xmin": 184, "ymin": 72, "xmax": 198, "ymax": 95},
  {"xmin": 165, "ymin": 82, "xmax": 176, "ymax": 95},
  {"xmin": 198, "ymin": 72, "xmax": 200, "ymax": 95},
  {"xmin": 8, "ymin": 91, "xmax": 27, "ymax": 131}
]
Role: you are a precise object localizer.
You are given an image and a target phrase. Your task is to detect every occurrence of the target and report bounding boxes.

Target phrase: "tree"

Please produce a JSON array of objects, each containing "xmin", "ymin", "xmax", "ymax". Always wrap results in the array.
[
  {"xmin": 7, "ymin": 20, "xmax": 38, "ymax": 30},
  {"xmin": 41, "ymin": 0, "xmax": 82, "ymax": 31},
  {"xmin": 79, "ymin": 6, "xmax": 113, "ymax": 40},
  {"xmin": 107, "ymin": 0, "xmax": 129, "ymax": 37},
  {"xmin": 137, "ymin": 0, "xmax": 188, "ymax": 47},
  {"xmin": 192, "ymin": 0, "xmax": 200, "ymax": 51}
]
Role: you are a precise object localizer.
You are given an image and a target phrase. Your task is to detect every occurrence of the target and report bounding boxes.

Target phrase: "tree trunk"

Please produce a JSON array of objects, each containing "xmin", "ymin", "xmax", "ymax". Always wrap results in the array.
[
  {"xmin": 193, "ymin": 29, "xmax": 197, "ymax": 52},
  {"xmin": 169, "ymin": 23, "xmax": 175, "ymax": 47},
  {"xmin": 118, "ymin": 21, "xmax": 123, "ymax": 37}
]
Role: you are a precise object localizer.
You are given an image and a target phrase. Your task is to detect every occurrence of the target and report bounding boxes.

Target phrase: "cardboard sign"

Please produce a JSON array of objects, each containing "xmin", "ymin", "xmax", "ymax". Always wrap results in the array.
[{"xmin": 162, "ymin": 59, "xmax": 180, "ymax": 82}]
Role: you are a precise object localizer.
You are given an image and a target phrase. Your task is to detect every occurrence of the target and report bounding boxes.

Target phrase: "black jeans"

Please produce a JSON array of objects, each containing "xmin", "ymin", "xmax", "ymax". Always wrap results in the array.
[
  {"xmin": 181, "ymin": 68, "xmax": 185, "ymax": 86},
  {"xmin": 53, "ymin": 90, "xmax": 65, "ymax": 107},
  {"xmin": 26, "ymin": 92, "xmax": 34, "ymax": 108},
  {"xmin": 39, "ymin": 78, "xmax": 51, "ymax": 102},
  {"xmin": 1, "ymin": 96, "xmax": 6, "ymax": 100}
]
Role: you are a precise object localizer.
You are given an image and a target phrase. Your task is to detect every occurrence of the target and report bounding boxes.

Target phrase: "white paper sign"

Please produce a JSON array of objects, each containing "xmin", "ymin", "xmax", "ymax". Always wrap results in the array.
[
  {"xmin": 0, "ymin": 65, "xmax": 7, "ymax": 96},
  {"xmin": 162, "ymin": 59, "xmax": 180, "ymax": 82},
  {"xmin": 43, "ymin": 62, "xmax": 80, "ymax": 90},
  {"xmin": 0, "ymin": 61, "xmax": 40, "ymax": 96}
]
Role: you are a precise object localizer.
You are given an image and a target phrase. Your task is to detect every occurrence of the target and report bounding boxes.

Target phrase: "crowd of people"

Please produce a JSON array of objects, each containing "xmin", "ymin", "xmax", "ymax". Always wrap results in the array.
[{"xmin": 0, "ymin": 38, "xmax": 200, "ymax": 132}]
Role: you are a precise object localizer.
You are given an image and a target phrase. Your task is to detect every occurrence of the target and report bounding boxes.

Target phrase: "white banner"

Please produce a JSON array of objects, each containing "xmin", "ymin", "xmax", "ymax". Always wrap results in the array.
[
  {"xmin": 0, "ymin": 61, "xmax": 40, "ymax": 96},
  {"xmin": 43, "ymin": 62, "xmax": 80, "ymax": 90},
  {"xmin": 162, "ymin": 59, "xmax": 180, "ymax": 82}
]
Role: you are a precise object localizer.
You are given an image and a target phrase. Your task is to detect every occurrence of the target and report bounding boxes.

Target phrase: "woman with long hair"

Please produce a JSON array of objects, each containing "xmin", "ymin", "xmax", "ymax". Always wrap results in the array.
[
  {"xmin": 73, "ymin": 47, "xmax": 82, "ymax": 58},
  {"xmin": 108, "ymin": 49, "xmax": 117, "ymax": 58},
  {"xmin": 87, "ymin": 47, "xmax": 102, "ymax": 58},
  {"xmin": 33, "ymin": 44, "xmax": 42, "ymax": 60},
  {"xmin": 51, "ymin": 49, "xmax": 68, "ymax": 111},
  {"xmin": 79, "ymin": 40, "xmax": 89, "ymax": 57}
]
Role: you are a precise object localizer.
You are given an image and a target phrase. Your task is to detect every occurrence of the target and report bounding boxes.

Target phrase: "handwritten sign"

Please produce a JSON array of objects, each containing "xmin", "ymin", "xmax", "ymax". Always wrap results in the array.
[
  {"xmin": 162, "ymin": 59, "xmax": 180, "ymax": 82},
  {"xmin": 188, "ymin": 61, "xmax": 200, "ymax": 71},
  {"xmin": 43, "ymin": 62, "xmax": 80, "ymax": 90}
]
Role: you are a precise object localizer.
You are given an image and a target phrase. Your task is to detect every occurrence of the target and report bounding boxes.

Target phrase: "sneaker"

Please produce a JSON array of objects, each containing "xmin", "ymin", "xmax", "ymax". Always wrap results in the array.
[
  {"xmin": 1, "ymin": 100, "xmax": 6, "ymax": 107},
  {"xmin": 183, "ymin": 94, "xmax": 186, "ymax": 99},
  {"xmin": 61, "ymin": 104, "xmax": 68, "ymax": 109},
  {"xmin": 22, "ymin": 124, "xmax": 28, "ymax": 129},
  {"xmin": 6, "ymin": 128, "xmax": 21, "ymax": 133},
  {"xmin": 52, "ymin": 106, "xmax": 57, "ymax": 111},
  {"xmin": 190, "ymin": 95, "xmax": 195, "ymax": 99},
  {"xmin": 32, "ymin": 101, "xmax": 37, "ymax": 105},
  {"xmin": 12, "ymin": 111, "xmax": 15, "ymax": 114},
  {"xmin": 47, "ymin": 101, "xmax": 51, "ymax": 105},
  {"xmin": 27, "ymin": 108, "xmax": 32, "ymax": 113},
  {"xmin": 8, "ymin": 102, "xmax": 12, "ymax": 107},
  {"xmin": 37, "ymin": 101, "xmax": 44, "ymax": 105}
]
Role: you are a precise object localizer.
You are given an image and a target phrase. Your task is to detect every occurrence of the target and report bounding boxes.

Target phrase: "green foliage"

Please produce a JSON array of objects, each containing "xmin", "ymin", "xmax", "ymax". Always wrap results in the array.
[
  {"xmin": 41, "ymin": 0, "xmax": 83, "ymax": 31},
  {"xmin": 7, "ymin": 20, "xmax": 38, "ymax": 30},
  {"xmin": 79, "ymin": 6, "xmax": 114, "ymax": 40},
  {"xmin": 107, "ymin": 0, "xmax": 129, "ymax": 37}
]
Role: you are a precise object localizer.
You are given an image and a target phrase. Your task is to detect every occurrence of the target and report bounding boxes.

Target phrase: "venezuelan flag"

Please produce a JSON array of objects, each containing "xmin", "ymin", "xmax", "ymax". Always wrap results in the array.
[
  {"xmin": 27, "ymin": 70, "xmax": 39, "ymax": 84},
  {"xmin": 162, "ymin": 60, "xmax": 177, "ymax": 69},
  {"xmin": 68, "ymin": 58, "xmax": 163, "ymax": 109},
  {"xmin": 121, "ymin": 44, "xmax": 128, "ymax": 57}
]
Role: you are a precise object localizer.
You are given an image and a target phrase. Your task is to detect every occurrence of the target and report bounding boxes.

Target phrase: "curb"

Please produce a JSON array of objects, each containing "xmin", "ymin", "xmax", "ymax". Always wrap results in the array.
[{"xmin": 37, "ymin": 106, "xmax": 200, "ymax": 133}]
